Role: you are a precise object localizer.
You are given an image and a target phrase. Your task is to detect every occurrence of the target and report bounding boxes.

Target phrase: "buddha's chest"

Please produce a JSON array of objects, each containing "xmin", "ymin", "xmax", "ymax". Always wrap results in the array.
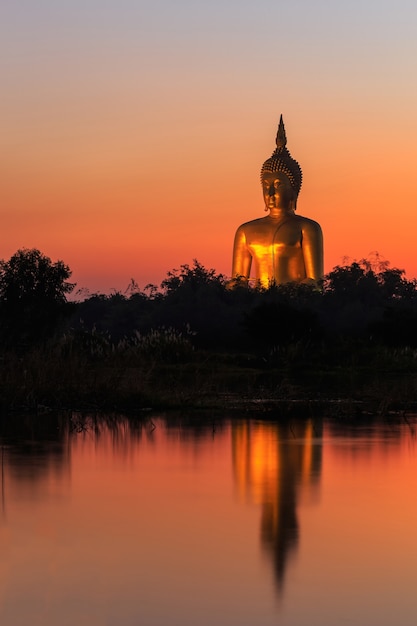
[{"xmin": 245, "ymin": 220, "xmax": 302, "ymax": 249}]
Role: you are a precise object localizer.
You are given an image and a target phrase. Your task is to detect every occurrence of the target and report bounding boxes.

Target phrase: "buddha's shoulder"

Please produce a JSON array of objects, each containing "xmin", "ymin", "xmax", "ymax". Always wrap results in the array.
[
  {"xmin": 236, "ymin": 217, "xmax": 270, "ymax": 230},
  {"xmin": 235, "ymin": 214, "xmax": 322, "ymax": 233},
  {"xmin": 294, "ymin": 214, "xmax": 323, "ymax": 231}
]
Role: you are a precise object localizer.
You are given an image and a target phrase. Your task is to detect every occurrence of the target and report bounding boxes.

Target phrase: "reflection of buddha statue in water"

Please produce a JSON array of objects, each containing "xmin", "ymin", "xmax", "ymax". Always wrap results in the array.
[
  {"xmin": 231, "ymin": 420, "xmax": 322, "ymax": 593},
  {"xmin": 229, "ymin": 116, "xmax": 323, "ymax": 288}
]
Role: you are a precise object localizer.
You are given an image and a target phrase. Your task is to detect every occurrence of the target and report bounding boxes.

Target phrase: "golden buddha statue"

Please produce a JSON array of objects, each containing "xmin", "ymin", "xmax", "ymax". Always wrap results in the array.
[{"xmin": 229, "ymin": 116, "xmax": 323, "ymax": 288}]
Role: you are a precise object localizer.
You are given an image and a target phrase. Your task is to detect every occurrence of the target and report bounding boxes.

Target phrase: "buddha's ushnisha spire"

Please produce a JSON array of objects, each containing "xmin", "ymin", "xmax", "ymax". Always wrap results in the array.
[
  {"xmin": 275, "ymin": 114, "xmax": 287, "ymax": 148},
  {"xmin": 261, "ymin": 115, "xmax": 302, "ymax": 196}
]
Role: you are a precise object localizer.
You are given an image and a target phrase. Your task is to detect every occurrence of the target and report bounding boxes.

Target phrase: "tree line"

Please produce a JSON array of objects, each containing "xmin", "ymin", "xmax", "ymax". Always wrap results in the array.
[{"xmin": 2, "ymin": 248, "xmax": 417, "ymax": 354}]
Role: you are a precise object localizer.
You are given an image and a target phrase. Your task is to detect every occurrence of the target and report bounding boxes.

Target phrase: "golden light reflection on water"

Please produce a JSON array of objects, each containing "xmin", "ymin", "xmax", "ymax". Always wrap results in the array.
[
  {"xmin": 0, "ymin": 414, "xmax": 416, "ymax": 626},
  {"xmin": 231, "ymin": 420, "xmax": 322, "ymax": 590}
]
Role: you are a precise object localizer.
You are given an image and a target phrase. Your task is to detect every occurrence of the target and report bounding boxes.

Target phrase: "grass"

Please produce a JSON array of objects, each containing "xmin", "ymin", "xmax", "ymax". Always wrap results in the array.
[{"xmin": 2, "ymin": 334, "xmax": 417, "ymax": 419}]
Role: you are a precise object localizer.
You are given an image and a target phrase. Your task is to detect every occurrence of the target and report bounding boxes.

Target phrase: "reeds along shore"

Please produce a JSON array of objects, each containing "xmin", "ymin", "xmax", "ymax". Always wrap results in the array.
[{"xmin": 2, "ymin": 253, "xmax": 417, "ymax": 413}]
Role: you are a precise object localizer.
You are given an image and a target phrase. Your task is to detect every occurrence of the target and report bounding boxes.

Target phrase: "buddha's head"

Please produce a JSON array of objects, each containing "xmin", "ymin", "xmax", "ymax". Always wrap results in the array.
[{"xmin": 261, "ymin": 116, "xmax": 302, "ymax": 212}]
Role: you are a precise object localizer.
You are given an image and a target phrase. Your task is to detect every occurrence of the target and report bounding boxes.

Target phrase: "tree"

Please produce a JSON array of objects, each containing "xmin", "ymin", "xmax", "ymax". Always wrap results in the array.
[
  {"xmin": 160, "ymin": 259, "xmax": 225, "ymax": 293},
  {"xmin": 0, "ymin": 248, "xmax": 75, "ymax": 346}
]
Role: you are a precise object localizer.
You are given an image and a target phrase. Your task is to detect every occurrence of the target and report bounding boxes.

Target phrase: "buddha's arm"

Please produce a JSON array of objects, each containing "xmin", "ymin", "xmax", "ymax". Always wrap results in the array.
[
  {"xmin": 231, "ymin": 226, "xmax": 252, "ymax": 280},
  {"xmin": 301, "ymin": 220, "xmax": 324, "ymax": 282}
]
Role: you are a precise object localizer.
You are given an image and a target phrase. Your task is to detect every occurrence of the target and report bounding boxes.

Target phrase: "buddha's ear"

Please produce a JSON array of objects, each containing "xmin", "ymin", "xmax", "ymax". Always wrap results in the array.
[{"xmin": 290, "ymin": 198, "xmax": 297, "ymax": 212}]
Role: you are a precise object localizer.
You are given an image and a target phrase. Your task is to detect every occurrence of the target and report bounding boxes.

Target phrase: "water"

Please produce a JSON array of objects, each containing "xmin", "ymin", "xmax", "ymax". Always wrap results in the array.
[{"xmin": 1, "ymin": 413, "xmax": 417, "ymax": 626}]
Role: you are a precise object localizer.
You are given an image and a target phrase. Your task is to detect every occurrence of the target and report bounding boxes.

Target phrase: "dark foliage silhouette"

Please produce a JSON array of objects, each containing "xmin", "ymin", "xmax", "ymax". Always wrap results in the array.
[
  {"xmin": 2, "ymin": 250, "xmax": 417, "ymax": 411},
  {"xmin": 0, "ymin": 248, "xmax": 75, "ymax": 346},
  {"xmin": 3, "ymin": 249, "xmax": 417, "ymax": 359}
]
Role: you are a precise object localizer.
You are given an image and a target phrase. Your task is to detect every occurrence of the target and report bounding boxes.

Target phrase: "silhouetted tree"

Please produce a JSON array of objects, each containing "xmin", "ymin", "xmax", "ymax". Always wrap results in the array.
[
  {"xmin": 154, "ymin": 260, "xmax": 244, "ymax": 347},
  {"xmin": 0, "ymin": 248, "xmax": 75, "ymax": 346},
  {"xmin": 160, "ymin": 259, "xmax": 225, "ymax": 293},
  {"xmin": 321, "ymin": 258, "xmax": 417, "ymax": 339}
]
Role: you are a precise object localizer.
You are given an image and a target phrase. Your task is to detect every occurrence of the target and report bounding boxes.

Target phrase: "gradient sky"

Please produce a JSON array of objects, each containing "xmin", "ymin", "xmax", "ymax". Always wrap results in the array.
[{"xmin": 2, "ymin": 0, "xmax": 417, "ymax": 294}]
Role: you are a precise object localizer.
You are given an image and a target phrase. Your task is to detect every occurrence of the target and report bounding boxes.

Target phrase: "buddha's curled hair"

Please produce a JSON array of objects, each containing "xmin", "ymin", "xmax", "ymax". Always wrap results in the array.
[{"xmin": 260, "ymin": 115, "xmax": 302, "ymax": 196}]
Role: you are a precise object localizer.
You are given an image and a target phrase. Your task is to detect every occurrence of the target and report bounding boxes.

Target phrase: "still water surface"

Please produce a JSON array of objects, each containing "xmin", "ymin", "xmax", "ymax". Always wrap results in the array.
[{"xmin": 1, "ymin": 413, "xmax": 417, "ymax": 626}]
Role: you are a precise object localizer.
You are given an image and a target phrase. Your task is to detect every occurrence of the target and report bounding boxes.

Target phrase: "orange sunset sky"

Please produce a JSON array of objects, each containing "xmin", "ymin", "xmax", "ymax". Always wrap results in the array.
[{"xmin": 2, "ymin": 0, "xmax": 417, "ymax": 294}]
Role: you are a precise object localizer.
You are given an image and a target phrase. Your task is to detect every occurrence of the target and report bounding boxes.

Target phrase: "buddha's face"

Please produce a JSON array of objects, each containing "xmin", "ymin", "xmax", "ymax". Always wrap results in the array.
[{"xmin": 262, "ymin": 171, "xmax": 296, "ymax": 212}]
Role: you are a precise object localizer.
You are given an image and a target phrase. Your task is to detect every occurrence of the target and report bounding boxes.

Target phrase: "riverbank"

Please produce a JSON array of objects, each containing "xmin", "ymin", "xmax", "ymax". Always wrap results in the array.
[{"xmin": 2, "ymin": 342, "xmax": 417, "ymax": 418}]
